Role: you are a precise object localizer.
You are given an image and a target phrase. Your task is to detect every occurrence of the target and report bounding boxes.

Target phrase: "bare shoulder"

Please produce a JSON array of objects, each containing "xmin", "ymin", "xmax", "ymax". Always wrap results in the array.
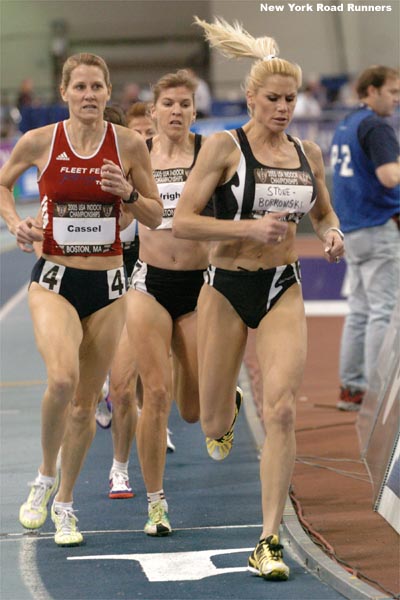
[
  {"xmin": 302, "ymin": 139, "xmax": 323, "ymax": 162},
  {"xmin": 200, "ymin": 130, "xmax": 239, "ymax": 163},
  {"xmin": 115, "ymin": 126, "xmax": 146, "ymax": 152},
  {"xmin": 19, "ymin": 123, "xmax": 55, "ymax": 151},
  {"xmin": 210, "ymin": 129, "xmax": 239, "ymax": 149},
  {"xmin": 301, "ymin": 139, "xmax": 325, "ymax": 175},
  {"xmin": 192, "ymin": 131, "xmax": 207, "ymax": 142},
  {"xmin": 10, "ymin": 124, "xmax": 56, "ymax": 165}
]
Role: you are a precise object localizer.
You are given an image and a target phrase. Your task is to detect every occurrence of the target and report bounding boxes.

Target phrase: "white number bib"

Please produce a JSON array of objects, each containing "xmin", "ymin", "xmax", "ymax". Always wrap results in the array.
[
  {"xmin": 155, "ymin": 181, "xmax": 185, "ymax": 230},
  {"xmin": 252, "ymin": 168, "xmax": 314, "ymax": 222},
  {"xmin": 52, "ymin": 202, "xmax": 117, "ymax": 254},
  {"xmin": 53, "ymin": 217, "xmax": 116, "ymax": 245}
]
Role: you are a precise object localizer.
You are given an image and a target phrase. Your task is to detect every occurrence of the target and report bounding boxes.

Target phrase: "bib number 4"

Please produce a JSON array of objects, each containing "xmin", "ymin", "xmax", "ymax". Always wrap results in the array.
[
  {"xmin": 37, "ymin": 261, "xmax": 126, "ymax": 301},
  {"xmin": 39, "ymin": 262, "xmax": 65, "ymax": 293},
  {"xmin": 107, "ymin": 267, "xmax": 127, "ymax": 299}
]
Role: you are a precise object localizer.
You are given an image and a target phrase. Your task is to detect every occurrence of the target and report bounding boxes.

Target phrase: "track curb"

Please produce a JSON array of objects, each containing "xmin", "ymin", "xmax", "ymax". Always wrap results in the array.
[{"xmin": 239, "ymin": 365, "xmax": 391, "ymax": 600}]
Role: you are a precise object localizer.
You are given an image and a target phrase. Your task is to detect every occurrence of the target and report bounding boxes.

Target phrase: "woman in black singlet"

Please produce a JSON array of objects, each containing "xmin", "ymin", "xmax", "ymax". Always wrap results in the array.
[
  {"xmin": 0, "ymin": 53, "xmax": 161, "ymax": 547},
  {"xmin": 107, "ymin": 70, "xmax": 209, "ymax": 537},
  {"xmin": 173, "ymin": 18, "xmax": 344, "ymax": 581}
]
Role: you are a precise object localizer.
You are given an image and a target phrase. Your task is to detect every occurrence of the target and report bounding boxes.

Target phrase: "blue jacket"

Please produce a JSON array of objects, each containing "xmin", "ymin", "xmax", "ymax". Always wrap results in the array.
[{"xmin": 331, "ymin": 107, "xmax": 399, "ymax": 232}]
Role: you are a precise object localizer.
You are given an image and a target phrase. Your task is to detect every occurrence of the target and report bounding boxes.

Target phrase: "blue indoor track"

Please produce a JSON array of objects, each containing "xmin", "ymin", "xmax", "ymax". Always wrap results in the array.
[{"xmin": 0, "ymin": 240, "xmax": 346, "ymax": 600}]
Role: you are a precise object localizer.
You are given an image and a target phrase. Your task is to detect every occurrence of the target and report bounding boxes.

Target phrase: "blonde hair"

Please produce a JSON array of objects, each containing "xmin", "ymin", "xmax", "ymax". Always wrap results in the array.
[{"xmin": 194, "ymin": 16, "xmax": 302, "ymax": 94}]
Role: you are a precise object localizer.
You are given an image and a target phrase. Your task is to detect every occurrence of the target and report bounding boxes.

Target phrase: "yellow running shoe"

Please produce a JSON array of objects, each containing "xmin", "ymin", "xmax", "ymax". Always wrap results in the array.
[
  {"xmin": 248, "ymin": 534, "xmax": 290, "ymax": 581},
  {"xmin": 206, "ymin": 387, "xmax": 242, "ymax": 461},
  {"xmin": 144, "ymin": 500, "xmax": 172, "ymax": 536},
  {"xmin": 51, "ymin": 503, "xmax": 83, "ymax": 547},
  {"xmin": 19, "ymin": 473, "xmax": 59, "ymax": 530}
]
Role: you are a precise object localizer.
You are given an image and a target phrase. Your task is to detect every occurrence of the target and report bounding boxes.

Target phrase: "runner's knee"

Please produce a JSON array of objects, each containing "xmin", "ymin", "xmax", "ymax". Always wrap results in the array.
[
  {"xmin": 143, "ymin": 381, "xmax": 170, "ymax": 414},
  {"xmin": 263, "ymin": 393, "xmax": 296, "ymax": 433},
  {"xmin": 46, "ymin": 370, "xmax": 78, "ymax": 405}
]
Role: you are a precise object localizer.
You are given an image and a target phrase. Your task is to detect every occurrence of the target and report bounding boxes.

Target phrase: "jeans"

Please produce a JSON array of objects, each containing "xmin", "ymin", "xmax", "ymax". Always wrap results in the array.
[{"xmin": 339, "ymin": 218, "xmax": 400, "ymax": 392}]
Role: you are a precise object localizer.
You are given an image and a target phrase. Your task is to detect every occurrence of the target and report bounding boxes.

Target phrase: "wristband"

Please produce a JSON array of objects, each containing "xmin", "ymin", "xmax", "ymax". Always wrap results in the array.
[
  {"xmin": 123, "ymin": 190, "xmax": 139, "ymax": 204},
  {"xmin": 324, "ymin": 226, "xmax": 344, "ymax": 240}
]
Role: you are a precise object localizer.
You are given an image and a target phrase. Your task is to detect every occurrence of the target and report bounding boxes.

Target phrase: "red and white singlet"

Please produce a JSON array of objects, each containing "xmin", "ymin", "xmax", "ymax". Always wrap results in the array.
[{"xmin": 38, "ymin": 120, "xmax": 124, "ymax": 257}]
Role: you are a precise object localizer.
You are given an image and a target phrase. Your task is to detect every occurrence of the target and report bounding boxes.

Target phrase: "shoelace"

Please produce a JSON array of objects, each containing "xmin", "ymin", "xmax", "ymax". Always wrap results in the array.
[
  {"xmin": 55, "ymin": 508, "xmax": 79, "ymax": 533},
  {"xmin": 149, "ymin": 503, "xmax": 165, "ymax": 522},
  {"xmin": 111, "ymin": 471, "xmax": 129, "ymax": 487},
  {"xmin": 216, "ymin": 427, "xmax": 234, "ymax": 444},
  {"xmin": 28, "ymin": 481, "xmax": 53, "ymax": 509},
  {"xmin": 258, "ymin": 539, "xmax": 284, "ymax": 563}
]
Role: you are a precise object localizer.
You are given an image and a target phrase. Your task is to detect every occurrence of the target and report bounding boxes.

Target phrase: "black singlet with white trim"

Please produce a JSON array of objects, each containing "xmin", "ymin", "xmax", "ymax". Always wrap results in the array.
[
  {"xmin": 146, "ymin": 133, "xmax": 213, "ymax": 224},
  {"xmin": 146, "ymin": 133, "xmax": 205, "ymax": 229},
  {"xmin": 214, "ymin": 128, "xmax": 317, "ymax": 224},
  {"xmin": 146, "ymin": 132, "xmax": 202, "ymax": 159}
]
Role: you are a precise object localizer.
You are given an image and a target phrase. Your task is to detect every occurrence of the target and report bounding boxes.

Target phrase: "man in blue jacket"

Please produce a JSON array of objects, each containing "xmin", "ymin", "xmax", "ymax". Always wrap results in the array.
[{"xmin": 331, "ymin": 66, "xmax": 400, "ymax": 410}]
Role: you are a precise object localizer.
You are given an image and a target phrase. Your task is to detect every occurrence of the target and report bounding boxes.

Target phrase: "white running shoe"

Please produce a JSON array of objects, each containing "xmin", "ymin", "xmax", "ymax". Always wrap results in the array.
[{"xmin": 108, "ymin": 470, "xmax": 134, "ymax": 499}]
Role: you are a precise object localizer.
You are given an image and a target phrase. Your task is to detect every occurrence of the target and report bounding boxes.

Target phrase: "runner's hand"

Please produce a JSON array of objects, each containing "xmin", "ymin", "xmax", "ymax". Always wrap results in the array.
[{"xmin": 15, "ymin": 216, "xmax": 43, "ymax": 253}]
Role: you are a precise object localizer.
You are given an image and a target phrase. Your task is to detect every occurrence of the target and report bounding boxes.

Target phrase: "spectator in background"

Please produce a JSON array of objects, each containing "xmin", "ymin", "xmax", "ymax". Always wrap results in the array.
[
  {"xmin": 16, "ymin": 78, "xmax": 36, "ymax": 110},
  {"xmin": 186, "ymin": 68, "xmax": 212, "ymax": 118},
  {"xmin": 331, "ymin": 65, "xmax": 400, "ymax": 411},
  {"xmin": 120, "ymin": 82, "xmax": 142, "ymax": 112},
  {"xmin": 293, "ymin": 81, "xmax": 322, "ymax": 118},
  {"xmin": 0, "ymin": 92, "xmax": 19, "ymax": 139},
  {"xmin": 337, "ymin": 75, "xmax": 358, "ymax": 108}
]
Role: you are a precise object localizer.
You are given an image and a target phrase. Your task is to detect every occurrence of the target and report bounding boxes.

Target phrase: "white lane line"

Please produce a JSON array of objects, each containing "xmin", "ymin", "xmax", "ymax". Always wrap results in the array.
[
  {"xmin": 304, "ymin": 300, "xmax": 348, "ymax": 316},
  {"xmin": 1, "ymin": 523, "xmax": 263, "ymax": 542},
  {"xmin": 0, "ymin": 283, "xmax": 28, "ymax": 320},
  {"xmin": 19, "ymin": 536, "xmax": 53, "ymax": 600}
]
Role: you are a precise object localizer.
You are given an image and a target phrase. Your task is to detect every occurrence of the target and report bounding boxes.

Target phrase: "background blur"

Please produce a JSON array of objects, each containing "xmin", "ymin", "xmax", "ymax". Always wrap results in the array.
[
  {"xmin": 1, "ymin": 0, "xmax": 398, "ymax": 103},
  {"xmin": 1, "ymin": 0, "xmax": 399, "ymax": 207}
]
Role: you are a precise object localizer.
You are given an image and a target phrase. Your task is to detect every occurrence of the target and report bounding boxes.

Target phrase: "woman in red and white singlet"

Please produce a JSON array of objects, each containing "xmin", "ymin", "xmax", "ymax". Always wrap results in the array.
[{"xmin": 0, "ymin": 53, "xmax": 161, "ymax": 547}]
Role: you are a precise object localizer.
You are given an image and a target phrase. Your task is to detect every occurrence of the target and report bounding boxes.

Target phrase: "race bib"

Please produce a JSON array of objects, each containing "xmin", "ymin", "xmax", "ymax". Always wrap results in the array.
[
  {"xmin": 38, "ymin": 260, "xmax": 65, "ymax": 293},
  {"xmin": 107, "ymin": 266, "xmax": 127, "ymax": 299},
  {"xmin": 153, "ymin": 168, "xmax": 188, "ymax": 230},
  {"xmin": 252, "ymin": 168, "xmax": 314, "ymax": 223},
  {"xmin": 53, "ymin": 202, "xmax": 116, "ymax": 253}
]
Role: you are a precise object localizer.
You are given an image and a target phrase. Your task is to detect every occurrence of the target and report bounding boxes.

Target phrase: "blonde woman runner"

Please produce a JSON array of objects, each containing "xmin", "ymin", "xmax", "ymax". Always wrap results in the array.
[{"xmin": 173, "ymin": 18, "xmax": 344, "ymax": 580}]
